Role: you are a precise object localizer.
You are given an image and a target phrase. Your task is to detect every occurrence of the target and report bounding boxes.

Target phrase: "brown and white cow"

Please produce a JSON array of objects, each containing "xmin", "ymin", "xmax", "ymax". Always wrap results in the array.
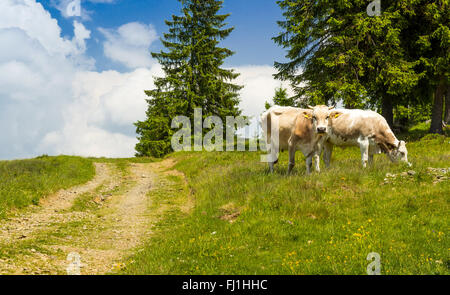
[
  {"xmin": 322, "ymin": 109, "xmax": 410, "ymax": 168},
  {"xmin": 260, "ymin": 105, "xmax": 334, "ymax": 174}
]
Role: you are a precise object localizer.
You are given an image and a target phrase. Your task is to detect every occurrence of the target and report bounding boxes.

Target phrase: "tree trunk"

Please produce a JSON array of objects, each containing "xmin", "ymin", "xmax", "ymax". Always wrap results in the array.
[
  {"xmin": 429, "ymin": 76, "xmax": 445, "ymax": 134},
  {"xmin": 381, "ymin": 94, "xmax": 394, "ymax": 128},
  {"xmin": 444, "ymin": 84, "xmax": 450, "ymax": 124}
]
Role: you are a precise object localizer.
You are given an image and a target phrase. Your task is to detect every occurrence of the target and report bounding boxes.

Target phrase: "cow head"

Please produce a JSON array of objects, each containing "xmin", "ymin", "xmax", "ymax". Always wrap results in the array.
[
  {"xmin": 303, "ymin": 105, "xmax": 341, "ymax": 136},
  {"xmin": 389, "ymin": 140, "xmax": 411, "ymax": 166}
]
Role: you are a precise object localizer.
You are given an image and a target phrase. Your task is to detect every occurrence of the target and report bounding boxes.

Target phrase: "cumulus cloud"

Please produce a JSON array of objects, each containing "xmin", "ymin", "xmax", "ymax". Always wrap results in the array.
[
  {"xmin": 0, "ymin": 0, "xmax": 84, "ymax": 57},
  {"xmin": 38, "ymin": 67, "xmax": 163, "ymax": 158},
  {"xmin": 0, "ymin": 0, "xmax": 162, "ymax": 160},
  {"xmin": 234, "ymin": 65, "xmax": 293, "ymax": 120},
  {"xmin": 0, "ymin": 0, "xmax": 92, "ymax": 159},
  {"xmin": 99, "ymin": 22, "xmax": 158, "ymax": 69}
]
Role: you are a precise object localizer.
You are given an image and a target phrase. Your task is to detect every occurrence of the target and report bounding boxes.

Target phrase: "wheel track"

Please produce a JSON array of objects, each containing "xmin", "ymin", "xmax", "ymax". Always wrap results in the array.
[{"xmin": 0, "ymin": 161, "xmax": 160, "ymax": 274}]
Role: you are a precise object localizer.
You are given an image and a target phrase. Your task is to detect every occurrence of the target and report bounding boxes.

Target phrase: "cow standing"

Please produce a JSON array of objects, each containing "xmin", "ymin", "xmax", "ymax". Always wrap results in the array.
[
  {"xmin": 323, "ymin": 109, "xmax": 410, "ymax": 168},
  {"xmin": 260, "ymin": 105, "xmax": 334, "ymax": 174}
]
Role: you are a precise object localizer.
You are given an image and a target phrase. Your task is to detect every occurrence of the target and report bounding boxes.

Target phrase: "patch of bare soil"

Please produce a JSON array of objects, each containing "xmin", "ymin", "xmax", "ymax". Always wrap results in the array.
[
  {"xmin": 0, "ymin": 161, "xmax": 176, "ymax": 275},
  {"xmin": 218, "ymin": 203, "xmax": 241, "ymax": 223}
]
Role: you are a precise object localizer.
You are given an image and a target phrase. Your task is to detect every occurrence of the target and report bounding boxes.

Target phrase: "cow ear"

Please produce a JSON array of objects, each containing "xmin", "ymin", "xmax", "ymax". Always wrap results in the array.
[
  {"xmin": 302, "ymin": 111, "xmax": 312, "ymax": 119},
  {"xmin": 330, "ymin": 111, "xmax": 342, "ymax": 119}
]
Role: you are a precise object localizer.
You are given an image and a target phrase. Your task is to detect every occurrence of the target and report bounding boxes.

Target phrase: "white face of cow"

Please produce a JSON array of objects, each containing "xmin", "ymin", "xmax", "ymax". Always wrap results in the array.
[
  {"xmin": 306, "ymin": 105, "xmax": 336, "ymax": 136},
  {"xmin": 390, "ymin": 140, "xmax": 411, "ymax": 166}
]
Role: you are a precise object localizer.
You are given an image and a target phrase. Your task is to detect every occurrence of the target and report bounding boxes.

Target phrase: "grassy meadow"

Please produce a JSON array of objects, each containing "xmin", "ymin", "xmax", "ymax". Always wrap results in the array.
[
  {"xmin": 123, "ymin": 134, "xmax": 449, "ymax": 275},
  {"xmin": 0, "ymin": 130, "xmax": 448, "ymax": 275}
]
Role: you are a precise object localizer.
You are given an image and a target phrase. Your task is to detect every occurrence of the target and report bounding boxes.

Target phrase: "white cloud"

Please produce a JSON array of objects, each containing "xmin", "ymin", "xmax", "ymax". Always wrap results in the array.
[
  {"xmin": 0, "ymin": 0, "xmax": 91, "ymax": 159},
  {"xmin": 234, "ymin": 65, "xmax": 293, "ymax": 120},
  {"xmin": 38, "ymin": 66, "xmax": 163, "ymax": 158},
  {"xmin": 99, "ymin": 22, "xmax": 158, "ymax": 69},
  {"xmin": 0, "ymin": 0, "xmax": 147, "ymax": 160},
  {"xmin": 0, "ymin": 0, "xmax": 83, "ymax": 56},
  {"xmin": 41, "ymin": 126, "xmax": 137, "ymax": 159}
]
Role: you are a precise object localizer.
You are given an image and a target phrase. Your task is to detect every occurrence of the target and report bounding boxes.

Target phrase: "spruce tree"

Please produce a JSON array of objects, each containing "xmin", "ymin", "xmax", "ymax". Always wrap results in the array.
[
  {"xmin": 273, "ymin": 0, "xmax": 421, "ymax": 126},
  {"xmin": 272, "ymin": 86, "xmax": 294, "ymax": 106},
  {"xmin": 135, "ymin": 0, "xmax": 242, "ymax": 157},
  {"xmin": 413, "ymin": 1, "xmax": 449, "ymax": 134}
]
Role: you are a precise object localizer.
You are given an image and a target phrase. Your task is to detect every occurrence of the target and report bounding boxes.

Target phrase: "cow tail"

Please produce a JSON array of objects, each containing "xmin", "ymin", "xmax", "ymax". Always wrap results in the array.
[{"xmin": 261, "ymin": 110, "xmax": 271, "ymax": 145}]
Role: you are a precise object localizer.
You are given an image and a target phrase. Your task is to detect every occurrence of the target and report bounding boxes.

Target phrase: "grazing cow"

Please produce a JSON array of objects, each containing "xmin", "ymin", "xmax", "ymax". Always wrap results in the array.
[
  {"xmin": 260, "ymin": 105, "xmax": 334, "ymax": 174},
  {"xmin": 322, "ymin": 109, "xmax": 411, "ymax": 168}
]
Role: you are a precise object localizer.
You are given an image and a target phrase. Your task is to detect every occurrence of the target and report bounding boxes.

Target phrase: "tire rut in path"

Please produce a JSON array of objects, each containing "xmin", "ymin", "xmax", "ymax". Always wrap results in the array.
[
  {"xmin": 0, "ymin": 162, "xmax": 157, "ymax": 274},
  {"xmin": 0, "ymin": 163, "xmax": 112, "ymax": 244}
]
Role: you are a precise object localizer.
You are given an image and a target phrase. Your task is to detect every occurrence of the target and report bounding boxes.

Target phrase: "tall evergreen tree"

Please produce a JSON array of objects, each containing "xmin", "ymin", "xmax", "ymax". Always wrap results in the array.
[
  {"xmin": 135, "ymin": 0, "xmax": 242, "ymax": 157},
  {"xmin": 272, "ymin": 1, "xmax": 439, "ymax": 128},
  {"xmin": 411, "ymin": 0, "xmax": 449, "ymax": 134}
]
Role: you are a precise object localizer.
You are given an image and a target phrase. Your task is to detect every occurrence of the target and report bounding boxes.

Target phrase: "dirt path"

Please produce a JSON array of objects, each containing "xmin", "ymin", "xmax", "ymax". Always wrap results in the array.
[
  {"xmin": 0, "ymin": 160, "xmax": 173, "ymax": 275},
  {"xmin": 0, "ymin": 163, "xmax": 112, "ymax": 244}
]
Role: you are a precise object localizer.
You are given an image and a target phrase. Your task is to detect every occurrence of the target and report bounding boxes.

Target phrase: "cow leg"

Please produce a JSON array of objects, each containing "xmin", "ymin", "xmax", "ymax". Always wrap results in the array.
[
  {"xmin": 287, "ymin": 144, "xmax": 296, "ymax": 175},
  {"xmin": 268, "ymin": 157, "xmax": 279, "ymax": 173},
  {"xmin": 323, "ymin": 141, "xmax": 333, "ymax": 168},
  {"xmin": 358, "ymin": 137, "xmax": 370, "ymax": 168},
  {"xmin": 305, "ymin": 155, "xmax": 313, "ymax": 174},
  {"xmin": 267, "ymin": 143, "xmax": 279, "ymax": 173},
  {"xmin": 368, "ymin": 146, "xmax": 375, "ymax": 166},
  {"xmin": 268, "ymin": 157, "xmax": 278, "ymax": 173},
  {"xmin": 266, "ymin": 145, "xmax": 274, "ymax": 172},
  {"xmin": 313, "ymin": 152, "xmax": 321, "ymax": 173}
]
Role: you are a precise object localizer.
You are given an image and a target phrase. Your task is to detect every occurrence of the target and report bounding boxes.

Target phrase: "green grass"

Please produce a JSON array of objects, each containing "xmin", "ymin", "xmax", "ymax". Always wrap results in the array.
[
  {"xmin": 69, "ymin": 161, "xmax": 135, "ymax": 212},
  {"xmin": 402, "ymin": 121, "xmax": 450, "ymax": 141},
  {"xmin": 70, "ymin": 187, "xmax": 105, "ymax": 212},
  {"xmin": 0, "ymin": 155, "xmax": 95, "ymax": 218},
  {"xmin": 123, "ymin": 135, "xmax": 449, "ymax": 275}
]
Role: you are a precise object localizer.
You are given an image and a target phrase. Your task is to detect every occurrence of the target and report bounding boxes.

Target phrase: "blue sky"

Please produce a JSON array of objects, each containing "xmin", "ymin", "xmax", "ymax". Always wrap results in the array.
[
  {"xmin": 0, "ymin": 0, "xmax": 292, "ymax": 160},
  {"xmin": 38, "ymin": 0, "xmax": 287, "ymax": 71}
]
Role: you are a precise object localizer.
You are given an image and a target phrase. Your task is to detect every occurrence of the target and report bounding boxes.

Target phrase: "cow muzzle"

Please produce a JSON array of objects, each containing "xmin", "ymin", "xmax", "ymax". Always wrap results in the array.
[{"xmin": 316, "ymin": 127, "xmax": 326, "ymax": 134}]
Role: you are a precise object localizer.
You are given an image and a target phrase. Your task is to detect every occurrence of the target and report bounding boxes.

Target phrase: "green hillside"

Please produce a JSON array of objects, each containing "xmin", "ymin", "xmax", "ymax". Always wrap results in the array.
[{"xmin": 123, "ymin": 135, "xmax": 449, "ymax": 275}]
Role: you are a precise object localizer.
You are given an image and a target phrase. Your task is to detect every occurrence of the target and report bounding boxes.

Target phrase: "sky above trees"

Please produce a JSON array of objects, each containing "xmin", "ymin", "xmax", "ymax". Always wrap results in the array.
[
  {"xmin": 41, "ymin": 0, "xmax": 287, "ymax": 71},
  {"xmin": 0, "ymin": 0, "xmax": 291, "ymax": 159}
]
